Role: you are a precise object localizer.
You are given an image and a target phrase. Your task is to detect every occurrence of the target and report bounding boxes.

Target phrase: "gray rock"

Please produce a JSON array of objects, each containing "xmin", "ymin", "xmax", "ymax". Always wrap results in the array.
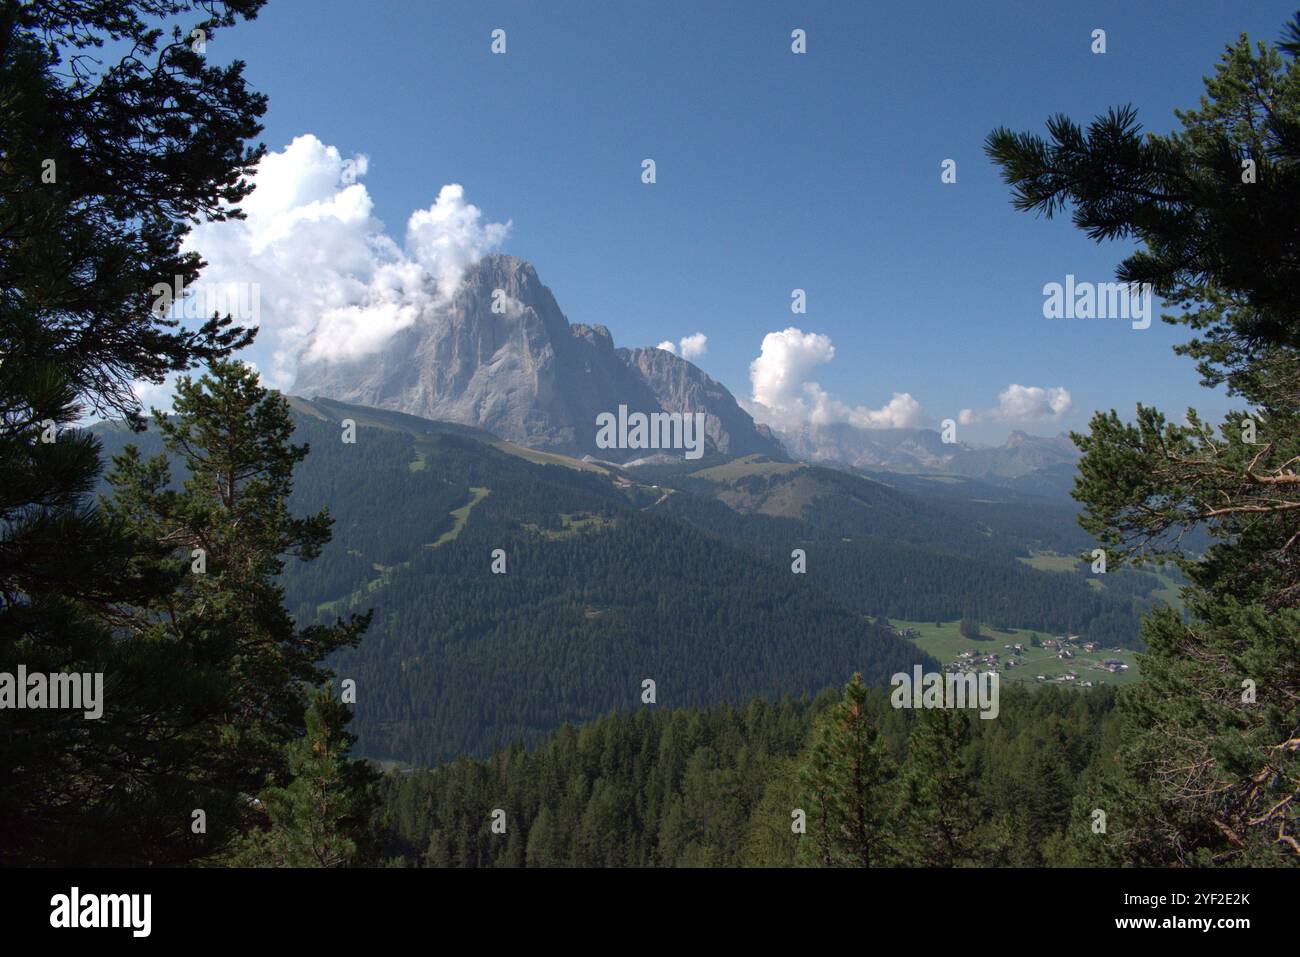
[{"xmin": 292, "ymin": 254, "xmax": 784, "ymax": 462}]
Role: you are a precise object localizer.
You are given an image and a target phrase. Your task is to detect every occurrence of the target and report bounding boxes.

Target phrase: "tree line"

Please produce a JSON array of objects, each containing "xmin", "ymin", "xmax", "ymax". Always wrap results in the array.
[
  {"xmin": 1, "ymin": 0, "xmax": 373, "ymax": 866},
  {"xmin": 376, "ymin": 678, "xmax": 1119, "ymax": 868}
]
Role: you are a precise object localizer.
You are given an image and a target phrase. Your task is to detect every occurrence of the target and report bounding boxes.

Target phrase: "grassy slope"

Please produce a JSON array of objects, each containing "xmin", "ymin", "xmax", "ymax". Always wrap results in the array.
[
  {"xmin": 689, "ymin": 455, "xmax": 805, "ymax": 482},
  {"xmin": 430, "ymin": 487, "xmax": 490, "ymax": 547},
  {"xmin": 1019, "ymin": 549, "xmax": 1186, "ymax": 613},
  {"xmin": 288, "ymin": 394, "xmax": 610, "ymax": 475},
  {"xmin": 319, "ymin": 485, "xmax": 491, "ymax": 614}
]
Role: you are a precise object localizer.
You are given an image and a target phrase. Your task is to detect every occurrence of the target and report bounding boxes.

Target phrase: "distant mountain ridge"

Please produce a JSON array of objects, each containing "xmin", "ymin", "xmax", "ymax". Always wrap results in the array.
[
  {"xmin": 292, "ymin": 253, "xmax": 1076, "ymax": 490},
  {"xmin": 775, "ymin": 423, "xmax": 1081, "ymax": 496},
  {"xmin": 292, "ymin": 254, "xmax": 784, "ymax": 463}
]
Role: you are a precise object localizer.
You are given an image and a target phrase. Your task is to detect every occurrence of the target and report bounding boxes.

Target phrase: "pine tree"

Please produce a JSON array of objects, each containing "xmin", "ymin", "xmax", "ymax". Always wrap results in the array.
[
  {"xmin": 0, "ymin": 361, "xmax": 202, "ymax": 863},
  {"xmin": 893, "ymin": 708, "xmax": 980, "ymax": 867},
  {"xmin": 987, "ymin": 13, "xmax": 1300, "ymax": 863},
  {"xmin": 104, "ymin": 359, "xmax": 371, "ymax": 856},
  {"xmin": 742, "ymin": 758, "xmax": 804, "ymax": 867},
  {"xmin": 796, "ymin": 674, "xmax": 894, "ymax": 867},
  {"xmin": 525, "ymin": 806, "xmax": 563, "ymax": 867},
  {"xmin": 224, "ymin": 687, "xmax": 378, "ymax": 867},
  {"xmin": 0, "ymin": 0, "xmax": 266, "ymax": 865}
]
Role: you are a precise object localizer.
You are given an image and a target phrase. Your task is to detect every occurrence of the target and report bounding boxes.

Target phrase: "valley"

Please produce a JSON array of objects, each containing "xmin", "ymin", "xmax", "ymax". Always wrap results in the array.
[
  {"xmin": 91, "ymin": 391, "xmax": 1167, "ymax": 768},
  {"xmin": 11, "ymin": 0, "xmax": 1294, "ymax": 878},
  {"xmin": 892, "ymin": 619, "xmax": 1143, "ymax": 688}
]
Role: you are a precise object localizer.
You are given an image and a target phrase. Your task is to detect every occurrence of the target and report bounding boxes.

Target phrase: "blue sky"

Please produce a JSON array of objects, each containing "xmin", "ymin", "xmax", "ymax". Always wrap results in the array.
[{"xmin": 192, "ymin": 0, "xmax": 1297, "ymax": 443}]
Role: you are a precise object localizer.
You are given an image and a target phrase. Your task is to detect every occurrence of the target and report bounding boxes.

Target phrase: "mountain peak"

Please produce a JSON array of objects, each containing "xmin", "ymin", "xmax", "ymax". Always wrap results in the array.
[
  {"xmin": 456, "ymin": 254, "xmax": 546, "ymax": 311},
  {"xmin": 571, "ymin": 323, "xmax": 614, "ymax": 351},
  {"xmin": 292, "ymin": 255, "xmax": 783, "ymax": 461},
  {"xmin": 464, "ymin": 252, "xmax": 532, "ymax": 279}
]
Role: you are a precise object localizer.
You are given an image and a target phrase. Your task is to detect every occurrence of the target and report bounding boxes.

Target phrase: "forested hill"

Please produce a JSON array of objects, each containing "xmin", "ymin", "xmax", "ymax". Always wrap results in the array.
[
  {"xmin": 378, "ymin": 681, "xmax": 1121, "ymax": 867},
  {"xmin": 92, "ymin": 398, "xmax": 934, "ymax": 765},
  {"xmin": 640, "ymin": 456, "xmax": 1163, "ymax": 643},
  {"xmin": 286, "ymin": 402, "xmax": 938, "ymax": 765},
  {"xmin": 89, "ymin": 396, "xmax": 1158, "ymax": 765}
]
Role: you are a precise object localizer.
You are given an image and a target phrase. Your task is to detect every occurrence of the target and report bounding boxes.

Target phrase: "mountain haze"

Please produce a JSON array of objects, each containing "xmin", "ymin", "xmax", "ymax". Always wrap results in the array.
[{"xmin": 776, "ymin": 423, "xmax": 1081, "ymax": 496}]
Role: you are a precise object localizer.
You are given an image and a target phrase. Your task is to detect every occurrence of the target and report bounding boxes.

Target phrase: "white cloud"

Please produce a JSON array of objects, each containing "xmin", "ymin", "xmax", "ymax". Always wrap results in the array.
[
  {"xmin": 749, "ymin": 328, "xmax": 835, "ymax": 414},
  {"xmin": 678, "ymin": 332, "xmax": 708, "ymax": 360},
  {"xmin": 655, "ymin": 332, "xmax": 709, "ymax": 361},
  {"xmin": 959, "ymin": 384, "xmax": 1072, "ymax": 425},
  {"xmin": 406, "ymin": 184, "xmax": 511, "ymax": 299},
  {"xmin": 129, "ymin": 373, "xmax": 181, "ymax": 416},
  {"xmin": 180, "ymin": 134, "xmax": 511, "ymax": 388},
  {"xmin": 842, "ymin": 391, "xmax": 928, "ymax": 429},
  {"xmin": 745, "ymin": 327, "xmax": 928, "ymax": 431}
]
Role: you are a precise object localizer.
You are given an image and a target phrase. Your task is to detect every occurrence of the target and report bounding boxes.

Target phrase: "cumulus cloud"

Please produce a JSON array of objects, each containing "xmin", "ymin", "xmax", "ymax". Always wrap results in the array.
[
  {"xmin": 407, "ymin": 184, "xmax": 511, "ymax": 299},
  {"xmin": 958, "ymin": 384, "xmax": 1072, "ymax": 425},
  {"xmin": 749, "ymin": 328, "xmax": 835, "ymax": 413},
  {"xmin": 655, "ymin": 332, "xmax": 709, "ymax": 361},
  {"xmin": 745, "ymin": 327, "xmax": 928, "ymax": 431},
  {"xmin": 841, "ymin": 390, "xmax": 928, "ymax": 429},
  {"xmin": 180, "ymin": 134, "xmax": 510, "ymax": 387},
  {"xmin": 678, "ymin": 332, "xmax": 708, "ymax": 360},
  {"xmin": 129, "ymin": 373, "xmax": 181, "ymax": 416}
]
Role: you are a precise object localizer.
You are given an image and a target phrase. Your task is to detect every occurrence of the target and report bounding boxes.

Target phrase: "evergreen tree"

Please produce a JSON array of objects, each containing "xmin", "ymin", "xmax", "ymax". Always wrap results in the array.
[
  {"xmin": 375, "ymin": 684, "xmax": 1118, "ymax": 869},
  {"xmin": 796, "ymin": 674, "xmax": 894, "ymax": 867},
  {"xmin": 225, "ymin": 687, "xmax": 378, "ymax": 867},
  {"xmin": 987, "ymin": 13, "xmax": 1300, "ymax": 863},
  {"xmin": 104, "ymin": 359, "xmax": 371, "ymax": 856},
  {"xmin": 742, "ymin": 758, "xmax": 805, "ymax": 867},
  {"xmin": 0, "ymin": 0, "xmax": 266, "ymax": 865},
  {"xmin": 525, "ymin": 806, "xmax": 564, "ymax": 867},
  {"xmin": 893, "ymin": 708, "xmax": 980, "ymax": 867}
]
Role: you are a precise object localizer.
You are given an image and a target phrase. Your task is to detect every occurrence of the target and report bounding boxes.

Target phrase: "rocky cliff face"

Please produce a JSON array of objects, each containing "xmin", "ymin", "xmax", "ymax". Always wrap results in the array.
[
  {"xmin": 617, "ymin": 346, "xmax": 783, "ymax": 458},
  {"xmin": 292, "ymin": 255, "xmax": 785, "ymax": 462}
]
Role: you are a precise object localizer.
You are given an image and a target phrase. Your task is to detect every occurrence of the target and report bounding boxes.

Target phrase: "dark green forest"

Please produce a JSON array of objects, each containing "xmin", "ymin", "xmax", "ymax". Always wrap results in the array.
[
  {"xmin": 377, "ymin": 680, "xmax": 1120, "ymax": 868},
  {"xmin": 92, "ymin": 399, "xmax": 1156, "ymax": 765}
]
